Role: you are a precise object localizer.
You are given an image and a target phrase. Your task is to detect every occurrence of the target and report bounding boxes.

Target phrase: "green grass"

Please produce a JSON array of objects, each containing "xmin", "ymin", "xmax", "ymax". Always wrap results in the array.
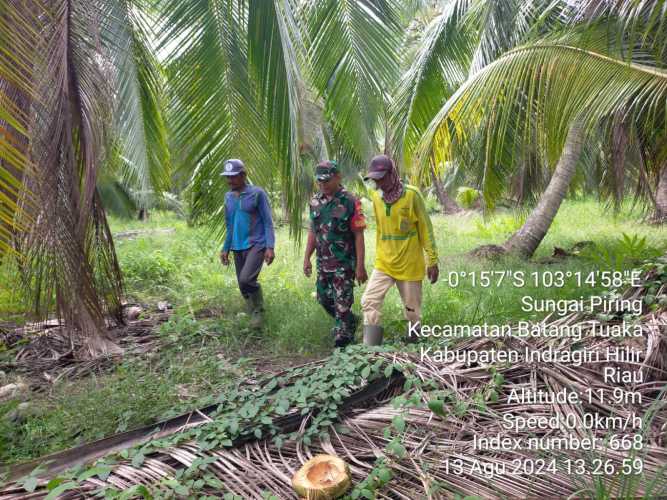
[
  {"xmin": 0, "ymin": 319, "xmax": 254, "ymax": 464},
  {"xmin": 0, "ymin": 198, "xmax": 665, "ymax": 465},
  {"xmin": 110, "ymin": 200, "xmax": 667, "ymax": 349}
]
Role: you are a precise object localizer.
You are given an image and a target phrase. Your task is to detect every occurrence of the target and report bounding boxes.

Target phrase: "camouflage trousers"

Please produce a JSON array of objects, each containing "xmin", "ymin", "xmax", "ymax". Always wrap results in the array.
[{"xmin": 316, "ymin": 269, "xmax": 357, "ymax": 340}]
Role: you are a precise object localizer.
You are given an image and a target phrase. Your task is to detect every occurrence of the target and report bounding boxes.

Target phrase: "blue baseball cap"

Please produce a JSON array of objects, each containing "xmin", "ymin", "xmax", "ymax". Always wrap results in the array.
[{"xmin": 221, "ymin": 159, "xmax": 246, "ymax": 176}]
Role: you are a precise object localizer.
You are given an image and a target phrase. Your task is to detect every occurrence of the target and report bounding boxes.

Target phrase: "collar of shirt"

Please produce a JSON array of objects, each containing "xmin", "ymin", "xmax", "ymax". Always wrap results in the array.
[
  {"xmin": 230, "ymin": 184, "xmax": 252, "ymax": 197},
  {"xmin": 314, "ymin": 186, "xmax": 344, "ymax": 203}
]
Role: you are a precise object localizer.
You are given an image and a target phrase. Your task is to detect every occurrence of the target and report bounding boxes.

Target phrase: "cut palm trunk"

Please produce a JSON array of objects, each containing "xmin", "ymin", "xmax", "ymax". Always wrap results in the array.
[{"xmin": 504, "ymin": 119, "xmax": 585, "ymax": 258}]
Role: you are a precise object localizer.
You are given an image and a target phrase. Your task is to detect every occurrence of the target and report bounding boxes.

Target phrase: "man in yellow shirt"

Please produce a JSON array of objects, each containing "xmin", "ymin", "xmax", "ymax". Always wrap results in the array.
[{"xmin": 361, "ymin": 155, "xmax": 439, "ymax": 345}]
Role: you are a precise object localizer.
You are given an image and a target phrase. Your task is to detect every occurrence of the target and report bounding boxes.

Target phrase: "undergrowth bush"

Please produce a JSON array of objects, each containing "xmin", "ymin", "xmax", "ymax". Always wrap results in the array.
[
  {"xmin": 580, "ymin": 233, "xmax": 665, "ymax": 270},
  {"xmin": 472, "ymin": 213, "xmax": 525, "ymax": 238},
  {"xmin": 423, "ymin": 192, "xmax": 441, "ymax": 214},
  {"xmin": 120, "ymin": 250, "xmax": 178, "ymax": 289},
  {"xmin": 456, "ymin": 186, "xmax": 480, "ymax": 209}
]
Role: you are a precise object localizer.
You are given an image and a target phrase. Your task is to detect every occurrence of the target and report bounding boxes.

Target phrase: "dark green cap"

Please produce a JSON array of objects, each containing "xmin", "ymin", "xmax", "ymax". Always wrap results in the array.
[{"xmin": 315, "ymin": 160, "xmax": 339, "ymax": 182}]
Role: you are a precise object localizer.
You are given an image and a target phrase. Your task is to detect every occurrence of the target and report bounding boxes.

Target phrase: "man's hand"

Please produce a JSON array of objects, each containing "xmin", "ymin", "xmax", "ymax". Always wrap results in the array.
[
  {"xmin": 220, "ymin": 251, "xmax": 230, "ymax": 266},
  {"xmin": 303, "ymin": 259, "xmax": 312, "ymax": 278},
  {"xmin": 355, "ymin": 265, "xmax": 368, "ymax": 285},
  {"xmin": 264, "ymin": 248, "xmax": 275, "ymax": 265},
  {"xmin": 427, "ymin": 264, "xmax": 439, "ymax": 284}
]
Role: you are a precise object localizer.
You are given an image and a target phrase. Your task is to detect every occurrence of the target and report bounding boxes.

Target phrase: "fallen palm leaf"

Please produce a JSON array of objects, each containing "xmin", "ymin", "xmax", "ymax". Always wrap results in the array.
[{"xmin": 0, "ymin": 257, "xmax": 665, "ymax": 498}]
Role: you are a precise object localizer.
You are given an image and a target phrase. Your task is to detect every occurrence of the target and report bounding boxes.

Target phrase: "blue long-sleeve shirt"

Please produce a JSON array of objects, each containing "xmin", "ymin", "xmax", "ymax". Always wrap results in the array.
[{"xmin": 222, "ymin": 185, "xmax": 276, "ymax": 252}]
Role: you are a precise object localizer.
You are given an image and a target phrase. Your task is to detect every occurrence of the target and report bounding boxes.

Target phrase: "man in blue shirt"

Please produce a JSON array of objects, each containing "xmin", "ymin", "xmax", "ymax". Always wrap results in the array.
[{"xmin": 219, "ymin": 159, "xmax": 276, "ymax": 329}]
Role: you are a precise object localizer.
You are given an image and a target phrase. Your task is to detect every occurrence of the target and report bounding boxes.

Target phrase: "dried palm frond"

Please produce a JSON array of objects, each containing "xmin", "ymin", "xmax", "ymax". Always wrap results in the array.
[
  {"xmin": 0, "ymin": 1, "xmax": 36, "ymax": 261},
  {"xmin": 8, "ymin": 0, "xmax": 129, "ymax": 359},
  {"xmin": 5, "ymin": 308, "xmax": 170, "ymax": 382},
  {"xmin": 2, "ymin": 259, "xmax": 666, "ymax": 498}
]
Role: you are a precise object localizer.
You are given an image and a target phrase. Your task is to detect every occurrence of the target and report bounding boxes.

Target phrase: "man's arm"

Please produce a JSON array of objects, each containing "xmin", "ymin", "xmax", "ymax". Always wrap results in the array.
[
  {"xmin": 353, "ymin": 231, "xmax": 367, "ymax": 284},
  {"xmin": 368, "ymin": 191, "xmax": 381, "ymax": 246},
  {"xmin": 257, "ymin": 189, "xmax": 276, "ymax": 264},
  {"xmin": 414, "ymin": 191, "xmax": 439, "ymax": 283},
  {"xmin": 257, "ymin": 189, "xmax": 276, "ymax": 249},
  {"xmin": 220, "ymin": 194, "xmax": 232, "ymax": 265},
  {"xmin": 303, "ymin": 229, "xmax": 316, "ymax": 277},
  {"xmin": 351, "ymin": 197, "xmax": 367, "ymax": 284}
]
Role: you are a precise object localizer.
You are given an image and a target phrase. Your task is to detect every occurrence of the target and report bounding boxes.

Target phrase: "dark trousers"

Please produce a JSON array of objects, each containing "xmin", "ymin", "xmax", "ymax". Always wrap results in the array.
[{"xmin": 233, "ymin": 245, "xmax": 265, "ymax": 297}]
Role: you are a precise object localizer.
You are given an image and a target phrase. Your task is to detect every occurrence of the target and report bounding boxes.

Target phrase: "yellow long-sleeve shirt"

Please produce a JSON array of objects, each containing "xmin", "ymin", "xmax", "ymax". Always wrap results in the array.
[{"xmin": 371, "ymin": 185, "xmax": 438, "ymax": 281}]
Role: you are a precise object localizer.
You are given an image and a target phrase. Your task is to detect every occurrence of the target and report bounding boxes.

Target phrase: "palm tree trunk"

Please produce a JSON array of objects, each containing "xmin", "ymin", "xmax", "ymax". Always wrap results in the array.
[
  {"xmin": 504, "ymin": 119, "xmax": 585, "ymax": 258},
  {"xmin": 654, "ymin": 162, "xmax": 667, "ymax": 223},
  {"xmin": 429, "ymin": 165, "xmax": 461, "ymax": 214}
]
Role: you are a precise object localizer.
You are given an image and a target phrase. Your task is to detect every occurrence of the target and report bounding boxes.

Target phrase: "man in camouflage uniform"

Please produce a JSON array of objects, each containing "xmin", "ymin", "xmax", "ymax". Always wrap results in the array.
[{"xmin": 303, "ymin": 161, "xmax": 368, "ymax": 348}]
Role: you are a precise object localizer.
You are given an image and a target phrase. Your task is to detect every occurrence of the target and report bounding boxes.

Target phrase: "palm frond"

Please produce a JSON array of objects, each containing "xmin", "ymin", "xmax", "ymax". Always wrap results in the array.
[
  {"xmin": 159, "ymin": 0, "xmax": 305, "ymax": 241},
  {"xmin": 160, "ymin": 0, "xmax": 261, "ymax": 237},
  {"xmin": 248, "ymin": 0, "xmax": 306, "ymax": 236},
  {"xmin": 0, "ymin": 2, "xmax": 38, "ymax": 258},
  {"xmin": 570, "ymin": 0, "xmax": 667, "ymax": 62},
  {"xmin": 390, "ymin": 0, "xmax": 473, "ymax": 173},
  {"xmin": 16, "ymin": 0, "xmax": 124, "ymax": 356},
  {"xmin": 418, "ymin": 28, "xmax": 667, "ymax": 204},
  {"xmin": 465, "ymin": 0, "xmax": 546, "ymax": 73},
  {"xmin": 304, "ymin": 0, "xmax": 402, "ymax": 162},
  {"xmin": 109, "ymin": 0, "xmax": 172, "ymax": 207}
]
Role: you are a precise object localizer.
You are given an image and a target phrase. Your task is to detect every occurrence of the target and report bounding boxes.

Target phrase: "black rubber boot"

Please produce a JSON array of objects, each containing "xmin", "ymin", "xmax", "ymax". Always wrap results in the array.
[
  {"xmin": 334, "ymin": 333, "xmax": 353, "ymax": 349},
  {"xmin": 248, "ymin": 289, "xmax": 264, "ymax": 330},
  {"xmin": 332, "ymin": 313, "xmax": 359, "ymax": 349},
  {"xmin": 363, "ymin": 325, "xmax": 383, "ymax": 346}
]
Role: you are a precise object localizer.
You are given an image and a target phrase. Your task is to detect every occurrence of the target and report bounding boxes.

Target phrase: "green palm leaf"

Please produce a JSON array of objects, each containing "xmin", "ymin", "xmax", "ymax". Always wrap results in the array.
[
  {"xmin": 109, "ymin": 0, "xmax": 172, "ymax": 207},
  {"xmin": 390, "ymin": 0, "xmax": 473, "ymax": 173},
  {"xmin": 248, "ymin": 0, "xmax": 306, "ymax": 234},
  {"xmin": 304, "ymin": 0, "xmax": 402, "ymax": 161},
  {"xmin": 419, "ymin": 32, "xmax": 667, "ymax": 203},
  {"xmin": 465, "ymin": 0, "xmax": 541, "ymax": 73},
  {"xmin": 572, "ymin": 0, "xmax": 667, "ymax": 61},
  {"xmin": 160, "ymin": 0, "xmax": 305, "ymax": 240}
]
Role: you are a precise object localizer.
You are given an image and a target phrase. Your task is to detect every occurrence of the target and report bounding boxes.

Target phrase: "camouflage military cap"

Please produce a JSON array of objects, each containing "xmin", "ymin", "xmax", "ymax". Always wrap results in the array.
[{"xmin": 315, "ymin": 160, "xmax": 339, "ymax": 182}]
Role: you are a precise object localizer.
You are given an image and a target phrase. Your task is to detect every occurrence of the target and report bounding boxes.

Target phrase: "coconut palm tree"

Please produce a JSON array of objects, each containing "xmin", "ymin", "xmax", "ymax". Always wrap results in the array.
[
  {"xmin": 159, "ymin": 0, "xmax": 403, "ymax": 240},
  {"xmin": 1, "ymin": 0, "xmax": 171, "ymax": 357},
  {"xmin": 4, "ymin": 0, "xmax": 665, "ymax": 355},
  {"xmin": 416, "ymin": 0, "xmax": 667, "ymax": 257},
  {"xmin": 0, "ymin": 0, "xmax": 374, "ymax": 353},
  {"xmin": 568, "ymin": 107, "xmax": 667, "ymax": 222},
  {"xmin": 2, "ymin": 0, "xmax": 405, "ymax": 355},
  {"xmin": 388, "ymin": 0, "xmax": 563, "ymax": 213}
]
